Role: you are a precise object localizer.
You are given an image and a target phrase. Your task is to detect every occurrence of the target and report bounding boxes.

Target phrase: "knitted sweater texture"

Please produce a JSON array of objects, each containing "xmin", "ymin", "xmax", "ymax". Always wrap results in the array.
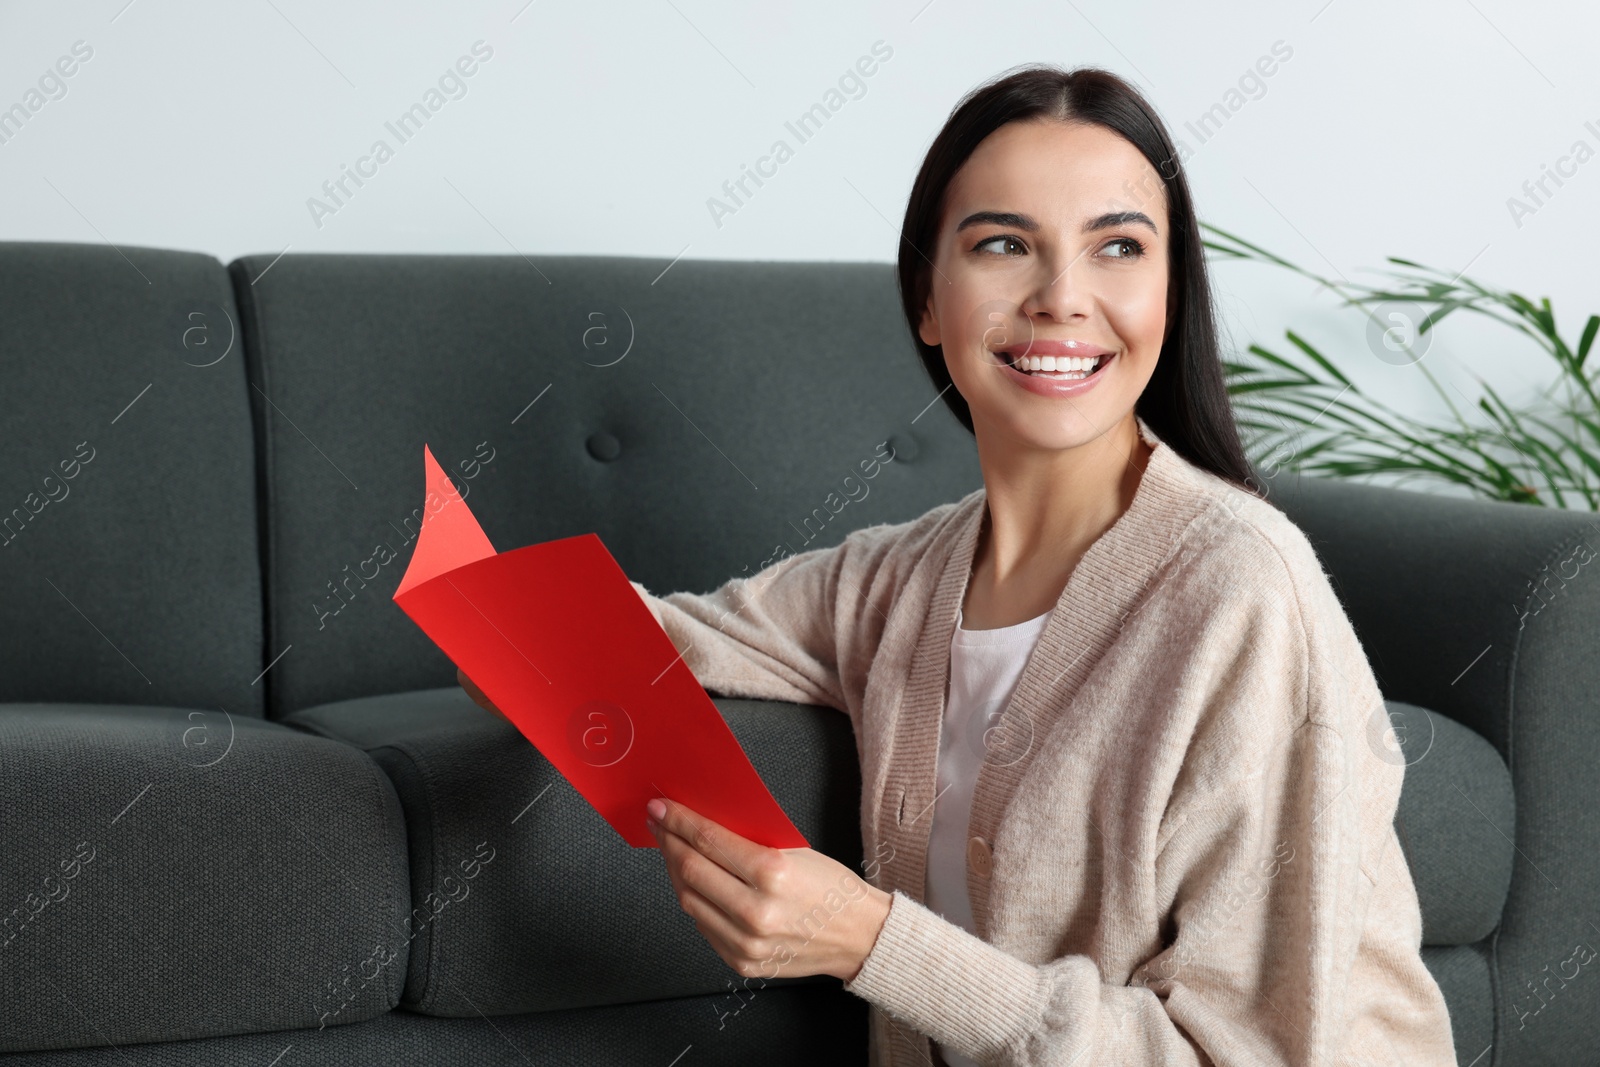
[{"xmin": 630, "ymin": 416, "xmax": 1457, "ymax": 1066}]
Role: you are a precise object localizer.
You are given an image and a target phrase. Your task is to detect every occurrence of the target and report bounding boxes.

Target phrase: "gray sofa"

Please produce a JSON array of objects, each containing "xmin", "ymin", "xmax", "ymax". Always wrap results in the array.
[{"xmin": 0, "ymin": 241, "xmax": 1593, "ymax": 1065}]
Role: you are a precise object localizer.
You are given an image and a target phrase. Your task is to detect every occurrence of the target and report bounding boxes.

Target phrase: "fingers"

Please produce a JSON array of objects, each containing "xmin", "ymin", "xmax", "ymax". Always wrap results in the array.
[
  {"xmin": 652, "ymin": 815, "xmax": 764, "ymax": 934},
  {"xmin": 457, "ymin": 667, "xmax": 483, "ymax": 703},
  {"xmin": 649, "ymin": 798, "xmax": 768, "ymax": 890},
  {"xmin": 457, "ymin": 668, "xmax": 508, "ymax": 720},
  {"xmin": 675, "ymin": 879, "xmax": 768, "ymax": 971}
]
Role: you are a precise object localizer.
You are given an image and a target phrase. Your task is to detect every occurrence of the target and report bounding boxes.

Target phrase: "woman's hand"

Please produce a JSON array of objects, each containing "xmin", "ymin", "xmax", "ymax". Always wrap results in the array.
[
  {"xmin": 457, "ymin": 668, "xmax": 509, "ymax": 721},
  {"xmin": 646, "ymin": 796, "xmax": 892, "ymax": 983}
]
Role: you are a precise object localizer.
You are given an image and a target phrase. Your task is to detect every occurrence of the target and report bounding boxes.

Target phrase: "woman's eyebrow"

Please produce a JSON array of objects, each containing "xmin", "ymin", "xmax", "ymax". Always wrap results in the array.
[{"xmin": 955, "ymin": 209, "xmax": 1159, "ymax": 235}]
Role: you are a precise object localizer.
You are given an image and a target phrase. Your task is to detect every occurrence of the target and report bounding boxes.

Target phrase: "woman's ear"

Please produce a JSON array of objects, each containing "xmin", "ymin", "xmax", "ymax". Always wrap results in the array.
[{"xmin": 918, "ymin": 294, "xmax": 941, "ymax": 348}]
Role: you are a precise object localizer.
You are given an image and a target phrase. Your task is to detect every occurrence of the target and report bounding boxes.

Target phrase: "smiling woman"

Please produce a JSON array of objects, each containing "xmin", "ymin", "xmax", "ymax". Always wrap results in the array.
[
  {"xmin": 489, "ymin": 63, "xmax": 1460, "ymax": 1067},
  {"xmin": 850, "ymin": 69, "xmax": 1448, "ymax": 1065}
]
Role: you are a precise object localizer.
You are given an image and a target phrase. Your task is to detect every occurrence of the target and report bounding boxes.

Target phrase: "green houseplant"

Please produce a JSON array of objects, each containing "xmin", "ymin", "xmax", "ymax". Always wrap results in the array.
[{"xmin": 1207, "ymin": 221, "xmax": 1600, "ymax": 509}]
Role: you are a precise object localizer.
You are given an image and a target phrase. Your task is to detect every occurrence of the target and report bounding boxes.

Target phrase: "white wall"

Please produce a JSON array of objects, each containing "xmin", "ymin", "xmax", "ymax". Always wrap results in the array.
[{"xmin": 3, "ymin": 0, "xmax": 1595, "ymax": 464}]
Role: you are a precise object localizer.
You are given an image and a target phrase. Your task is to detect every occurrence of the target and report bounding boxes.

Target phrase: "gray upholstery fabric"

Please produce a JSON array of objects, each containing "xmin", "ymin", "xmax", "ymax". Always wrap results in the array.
[
  {"xmin": 1423, "ymin": 943, "xmax": 1496, "ymax": 1067},
  {"xmin": 0, "ymin": 986, "xmax": 866, "ymax": 1066},
  {"xmin": 5, "ymin": 240, "xmax": 1597, "ymax": 1064},
  {"xmin": 0, "ymin": 243, "xmax": 265, "ymax": 715},
  {"xmin": 1386, "ymin": 700, "xmax": 1515, "ymax": 945},
  {"xmin": 0, "ymin": 704, "xmax": 410, "ymax": 1052},
  {"xmin": 1266, "ymin": 471, "xmax": 1600, "ymax": 1065},
  {"xmin": 228, "ymin": 253, "xmax": 983, "ymax": 719},
  {"xmin": 282, "ymin": 687, "xmax": 862, "ymax": 1017}
]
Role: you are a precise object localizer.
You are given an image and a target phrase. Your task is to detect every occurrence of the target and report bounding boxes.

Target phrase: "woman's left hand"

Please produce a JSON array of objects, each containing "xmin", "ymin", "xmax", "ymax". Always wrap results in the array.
[{"xmin": 646, "ymin": 796, "xmax": 892, "ymax": 983}]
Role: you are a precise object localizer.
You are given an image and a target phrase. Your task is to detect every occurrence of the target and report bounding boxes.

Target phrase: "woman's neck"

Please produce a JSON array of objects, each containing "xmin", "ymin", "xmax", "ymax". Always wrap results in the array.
[{"xmin": 961, "ymin": 415, "xmax": 1152, "ymax": 630}]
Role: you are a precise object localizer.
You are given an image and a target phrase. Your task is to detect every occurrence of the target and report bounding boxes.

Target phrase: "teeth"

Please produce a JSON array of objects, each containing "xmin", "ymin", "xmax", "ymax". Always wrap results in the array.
[{"xmin": 1010, "ymin": 353, "xmax": 1104, "ymax": 374}]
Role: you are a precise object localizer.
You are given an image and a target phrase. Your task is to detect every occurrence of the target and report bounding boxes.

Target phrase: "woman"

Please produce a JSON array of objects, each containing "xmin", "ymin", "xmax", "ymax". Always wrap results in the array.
[{"xmin": 464, "ymin": 65, "xmax": 1457, "ymax": 1065}]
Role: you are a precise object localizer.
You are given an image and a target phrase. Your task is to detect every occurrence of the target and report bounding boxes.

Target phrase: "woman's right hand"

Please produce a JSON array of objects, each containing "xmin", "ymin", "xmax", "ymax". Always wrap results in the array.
[{"xmin": 458, "ymin": 667, "xmax": 510, "ymax": 722}]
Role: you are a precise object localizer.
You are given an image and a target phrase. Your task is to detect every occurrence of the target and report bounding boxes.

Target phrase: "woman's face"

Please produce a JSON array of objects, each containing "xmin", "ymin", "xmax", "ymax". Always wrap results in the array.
[{"xmin": 918, "ymin": 119, "xmax": 1171, "ymax": 453}]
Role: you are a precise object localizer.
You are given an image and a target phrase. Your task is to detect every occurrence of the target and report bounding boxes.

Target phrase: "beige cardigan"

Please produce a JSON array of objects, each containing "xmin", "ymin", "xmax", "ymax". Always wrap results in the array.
[{"xmin": 630, "ymin": 416, "xmax": 1457, "ymax": 1065}]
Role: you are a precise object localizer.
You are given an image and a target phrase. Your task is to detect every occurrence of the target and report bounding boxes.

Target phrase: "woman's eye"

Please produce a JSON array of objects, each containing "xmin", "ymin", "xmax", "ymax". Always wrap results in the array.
[
  {"xmin": 1102, "ymin": 237, "xmax": 1146, "ymax": 259},
  {"xmin": 974, "ymin": 235, "xmax": 1024, "ymax": 256}
]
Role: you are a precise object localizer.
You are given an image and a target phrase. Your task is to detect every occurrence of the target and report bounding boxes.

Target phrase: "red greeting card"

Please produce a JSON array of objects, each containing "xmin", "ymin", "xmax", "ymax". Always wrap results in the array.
[{"xmin": 391, "ymin": 444, "xmax": 809, "ymax": 850}]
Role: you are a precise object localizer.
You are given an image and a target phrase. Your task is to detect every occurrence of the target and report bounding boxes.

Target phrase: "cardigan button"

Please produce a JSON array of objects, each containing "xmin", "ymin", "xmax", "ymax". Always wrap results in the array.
[{"xmin": 967, "ymin": 835, "xmax": 992, "ymax": 877}]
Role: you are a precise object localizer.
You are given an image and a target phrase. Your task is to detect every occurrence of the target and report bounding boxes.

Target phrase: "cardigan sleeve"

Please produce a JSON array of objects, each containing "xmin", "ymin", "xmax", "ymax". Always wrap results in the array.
[
  {"xmin": 627, "ymin": 513, "xmax": 932, "ymax": 717},
  {"xmin": 843, "ymin": 573, "xmax": 1451, "ymax": 1064},
  {"xmin": 628, "ymin": 552, "xmax": 848, "ymax": 712}
]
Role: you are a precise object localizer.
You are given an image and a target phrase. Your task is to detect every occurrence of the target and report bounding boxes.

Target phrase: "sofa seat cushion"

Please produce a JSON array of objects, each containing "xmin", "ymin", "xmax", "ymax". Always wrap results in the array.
[
  {"xmin": 1387, "ymin": 700, "xmax": 1515, "ymax": 945},
  {"xmin": 0, "ymin": 703, "xmax": 410, "ymax": 1053},
  {"xmin": 0, "ymin": 985, "xmax": 867, "ymax": 1065},
  {"xmin": 281, "ymin": 687, "xmax": 862, "ymax": 1017}
]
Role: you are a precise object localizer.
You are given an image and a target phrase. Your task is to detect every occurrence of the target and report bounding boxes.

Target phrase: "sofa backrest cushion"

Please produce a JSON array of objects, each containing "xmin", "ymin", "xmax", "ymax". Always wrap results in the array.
[
  {"xmin": 0, "ymin": 242, "xmax": 266, "ymax": 715},
  {"xmin": 1386, "ymin": 700, "xmax": 1514, "ymax": 945},
  {"xmin": 230, "ymin": 253, "xmax": 982, "ymax": 717}
]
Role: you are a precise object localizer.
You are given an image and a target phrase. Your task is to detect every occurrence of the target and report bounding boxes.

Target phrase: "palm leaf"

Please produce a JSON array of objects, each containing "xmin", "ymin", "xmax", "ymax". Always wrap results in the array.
[{"xmin": 1207, "ymin": 221, "xmax": 1600, "ymax": 510}]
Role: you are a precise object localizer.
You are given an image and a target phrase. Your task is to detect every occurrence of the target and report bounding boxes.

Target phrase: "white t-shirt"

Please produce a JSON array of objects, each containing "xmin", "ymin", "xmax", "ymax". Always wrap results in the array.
[{"xmin": 924, "ymin": 604, "xmax": 1053, "ymax": 1067}]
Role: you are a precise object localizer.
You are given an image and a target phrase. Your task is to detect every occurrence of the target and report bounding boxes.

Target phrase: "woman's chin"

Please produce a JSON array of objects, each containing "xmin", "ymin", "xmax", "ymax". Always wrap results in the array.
[{"xmin": 974, "ymin": 408, "xmax": 1113, "ymax": 454}]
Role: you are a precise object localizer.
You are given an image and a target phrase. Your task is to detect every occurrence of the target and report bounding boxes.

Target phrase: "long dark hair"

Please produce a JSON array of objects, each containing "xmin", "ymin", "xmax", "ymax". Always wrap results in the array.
[{"xmin": 897, "ymin": 63, "xmax": 1260, "ymax": 496}]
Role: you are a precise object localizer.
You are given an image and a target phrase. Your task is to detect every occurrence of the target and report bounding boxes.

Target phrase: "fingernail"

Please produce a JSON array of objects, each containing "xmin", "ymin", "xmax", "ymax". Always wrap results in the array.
[{"xmin": 647, "ymin": 798, "xmax": 667, "ymax": 821}]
